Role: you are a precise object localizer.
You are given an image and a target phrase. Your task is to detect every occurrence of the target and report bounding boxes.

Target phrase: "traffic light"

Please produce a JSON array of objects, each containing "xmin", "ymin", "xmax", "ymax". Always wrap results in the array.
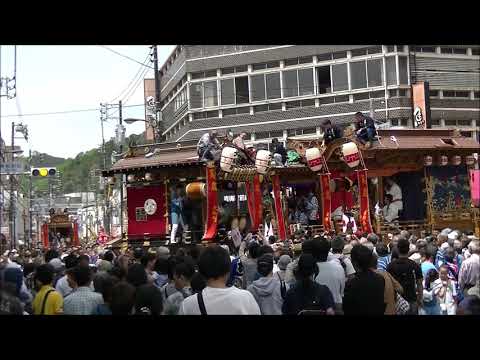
[{"xmin": 31, "ymin": 167, "xmax": 57, "ymax": 177}]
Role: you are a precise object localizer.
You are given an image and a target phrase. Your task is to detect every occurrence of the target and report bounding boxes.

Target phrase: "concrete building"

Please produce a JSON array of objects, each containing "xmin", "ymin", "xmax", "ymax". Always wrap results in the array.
[{"xmin": 145, "ymin": 45, "xmax": 479, "ymax": 146}]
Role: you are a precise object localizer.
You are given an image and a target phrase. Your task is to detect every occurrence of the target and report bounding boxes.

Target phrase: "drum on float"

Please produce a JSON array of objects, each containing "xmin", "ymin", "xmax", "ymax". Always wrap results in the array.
[{"xmin": 186, "ymin": 182, "xmax": 206, "ymax": 200}]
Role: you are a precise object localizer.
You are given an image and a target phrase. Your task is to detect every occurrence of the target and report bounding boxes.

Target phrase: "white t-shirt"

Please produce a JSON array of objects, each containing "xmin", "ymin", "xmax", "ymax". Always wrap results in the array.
[
  {"xmin": 179, "ymin": 286, "xmax": 261, "ymax": 315},
  {"xmin": 327, "ymin": 252, "xmax": 356, "ymax": 277},
  {"xmin": 386, "ymin": 183, "xmax": 403, "ymax": 210},
  {"xmin": 315, "ymin": 261, "xmax": 346, "ymax": 304},
  {"xmin": 383, "ymin": 202, "xmax": 401, "ymax": 223}
]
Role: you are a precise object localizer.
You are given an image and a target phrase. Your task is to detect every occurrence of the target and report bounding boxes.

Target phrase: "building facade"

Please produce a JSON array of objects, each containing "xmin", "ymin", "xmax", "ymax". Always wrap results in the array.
[{"xmin": 149, "ymin": 45, "xmax": 479, "ymax": 146}]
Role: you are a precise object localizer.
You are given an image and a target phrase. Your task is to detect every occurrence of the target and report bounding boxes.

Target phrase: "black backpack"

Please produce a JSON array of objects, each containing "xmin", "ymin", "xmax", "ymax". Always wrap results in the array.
[
  {"xmin": 277, "ymin": 273, "xmax": 287, "ymax": 300},
  {"xmin": 298, "ymin": 287, "xmax": 327, "ymax": 315}
]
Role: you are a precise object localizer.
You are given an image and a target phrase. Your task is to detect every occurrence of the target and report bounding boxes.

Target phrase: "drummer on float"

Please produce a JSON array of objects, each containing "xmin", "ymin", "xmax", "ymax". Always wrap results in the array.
[{"xmin": 384, "ymin": 177, "xmax": 403, "ymax": 213}]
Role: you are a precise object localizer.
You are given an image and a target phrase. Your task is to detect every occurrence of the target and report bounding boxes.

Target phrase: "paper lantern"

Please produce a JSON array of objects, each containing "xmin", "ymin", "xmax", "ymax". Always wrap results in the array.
[
  {"xmin": 341, "ymin": 142, "xmax": 360, "ymax": 168},
  {"xmin": 306, "ymin": 147, "xmax": 323, "ymax": 172},
  {"xmin": 451, "ymin": 156, "xmax": 461, "ymax": 166},
  {"xmin": 465, "ymin": 155, "xmax": 475, "ymax": 166},
  {"xmin": 439, "ymin": 155, "xmax": 448, "ymax": 166},
  {"xmin": 145, "ymin": 172, "xmax": 153, "ymax": 181},
  {"xmin": 127, "ymin": 174, "xmax": 136, "ymax": 183},
  {"xmin": 424, "ymin": 155, "xmax": 433, "ymax": 166},
  {"xmin": 255, "ymin": 150, "xmax": 272, "ymax": 174},
  {"xmin": 220, "ymin": 147, "xmax": 238, "ymax": 173}
]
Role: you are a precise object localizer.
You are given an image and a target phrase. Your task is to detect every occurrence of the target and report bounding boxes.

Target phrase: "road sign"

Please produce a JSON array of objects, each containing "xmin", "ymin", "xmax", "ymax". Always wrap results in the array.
[{"xmin": 0, "ymin": 162, "xmax": 25, "ymax": 175}]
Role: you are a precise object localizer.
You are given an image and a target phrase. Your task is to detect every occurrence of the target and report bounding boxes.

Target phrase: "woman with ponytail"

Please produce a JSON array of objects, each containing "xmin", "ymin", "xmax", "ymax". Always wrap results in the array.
[{"xmin": 281, "ymin": 254, "xmax": 335, "ymax": 315}]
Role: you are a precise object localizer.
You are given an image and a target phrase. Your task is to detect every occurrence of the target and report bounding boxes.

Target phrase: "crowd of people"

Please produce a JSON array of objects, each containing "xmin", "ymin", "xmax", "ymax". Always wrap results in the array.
[{"xmin": 1, "ymin": 225, "xmax": 478, "ymax": 316}]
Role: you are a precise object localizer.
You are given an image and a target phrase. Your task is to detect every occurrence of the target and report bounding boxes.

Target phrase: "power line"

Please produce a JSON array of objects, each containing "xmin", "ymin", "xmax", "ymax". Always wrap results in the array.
[
  {"xmin": 99, "ymin": 46, "xmax": 154, "ymax": 70},
  {"xmin": 109, "ymin": 51, "xmax": 152, "ymax": 103},
  {"xmin": 2, "ymin": 103, "xmax": 145, "ymax": 118}
]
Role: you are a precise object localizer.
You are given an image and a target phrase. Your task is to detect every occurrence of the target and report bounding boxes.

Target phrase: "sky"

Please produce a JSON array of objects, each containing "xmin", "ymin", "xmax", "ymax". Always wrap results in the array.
[{"xmin": 0, "ymin": 45, "xmax": 175, "ymax": 159}]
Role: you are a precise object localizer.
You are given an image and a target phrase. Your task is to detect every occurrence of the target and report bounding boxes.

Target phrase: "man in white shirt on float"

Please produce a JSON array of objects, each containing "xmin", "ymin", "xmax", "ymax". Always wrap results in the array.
[
  {"xmin": 179, "ymin": 245, "xmax": 261, "ymax": 315},
  {"xmin": 382, "ymin": 194, "xmax": 401, "ymax": 223},
  {"xmin": 384, "ymin": 178, "xmax": 403, "ymax": 212}
]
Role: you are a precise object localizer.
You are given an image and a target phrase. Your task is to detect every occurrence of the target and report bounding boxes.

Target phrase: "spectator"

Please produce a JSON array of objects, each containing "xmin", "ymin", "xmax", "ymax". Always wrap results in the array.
[
  {"xmin": 110, "ymin": 282, "xmax": 136, "ymax": 316},
  {"xmin": 55, "ymin": 254, "xmax": 80, "ymax": 298},
  {"xmin": 191, "ymin": 272, "xmax": 207, "ymax": 294},
  {"xmin": 312, "ymin": 237, "xmax": 345, "ymax": 314},
  {"xmin": 156, "ymin": 246, "xmax": 170, "ymax": 261},
  {"xmin": 276, "ymin": 255, "xmax": 292, "ymax": 283},
  {"xmin": 134, "ymin": 284, "xmax": 163, "ymax": 316},
  {"xmin": 92, "ymin": 273, "xmax": 117, "ymax": 315},
  {"xmin": 435, "ymin": 234, "xmax": 449, "ymax": 268},
  {"xmin": 353, "ymin": 111, "xmax": 377, "ymax": 147},
  {"xmin": 444, "ymin": 246, "xmax": 462, "ymax": 283},
  {"xmin": 0, "ymin": 288, "xmax": 23, "ymax": 315},
  {"xmin": 163, "ymin": 258, "xmax": 195, "ymax": 315},
  {"xmin": 387, "ymin": 238, "xmax": 423, "ymax": 314},
  {"xmin": 247, "ymin": 254, "xmax": 284, "ymax": 315},
  {"xmin": 421, "ymin": 245, "xmax": 437, "ymax": 278},
  {"xmin": 421, "ymin": 269, "xmax": 441, "ymax": 315},
  {"xmin": 375, "ymin": 242, "xmax": 391, "ymax": 272},
  {"xmin": 327, "ymin": 236, "xmax": 356, "ymax": 280},
  {"xmin": 305, "ymin": 191, "xmax": 319, "ymax": 227},
  {"xmin": 458, "ymin": 240, "xmax": 479, "ymax": 296},
  {"xmin": 126, "ymin": 263, "xmax": 148, "ymax": 288},
  {"xmin": 179, "ymin": 246, "xmax": 260, "ymax": 315},
  {"xmin": 343, "ymin": 245, "xmax": 386, "ymax": 315},
  {"xmin": 160, "ymin": 256, "xmax": 182, "ymax": 300},
  {"xmin": 141, "ymin": 252, "xmax": 160, "ymax": 286},
  {"xmin": 239, "ymin": 240, "xmax": 260, "ymax": 289},
  {"xmin": 320, "ymin": 119, "xmax": 343, "ymax": 145},
  {"xmin": 63, "ymin": 265, "xmax": 103, "ymax": 315},
  {"xmin": 153, "ymin": 257, "xmax": 169, "ymax": 288},
  {"xmin": 282, "ymin": 254, "xmax": 335, "ymax": 315},
  {"xmin": 108, "ymin": 266, "xmax": 127, "ymax": 283},
  {"xmin": 32, "ymin": 264, "xmax": 63, "ymax": 315},
  {"xmin": 433, "ymin": 265, "xmax": 458, "ymax": 315},
  {"xmin": 456, "ymin": 295, "xmax": 480, "ymax": 315},
  {"xmin": 372, "ymin": 254, "xmax": 403, "ymax": 315}
]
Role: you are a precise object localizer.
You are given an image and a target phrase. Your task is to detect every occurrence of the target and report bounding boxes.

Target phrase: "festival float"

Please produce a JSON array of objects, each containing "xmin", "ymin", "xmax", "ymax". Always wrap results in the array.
[{"xmin": 40, "ymin": 208, "xmax": 80, "ymax": 249}]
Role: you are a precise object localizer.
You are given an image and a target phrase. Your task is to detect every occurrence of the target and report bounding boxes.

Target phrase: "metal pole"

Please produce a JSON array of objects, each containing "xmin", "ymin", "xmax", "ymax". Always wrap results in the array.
[
  {"xmin": 10, "ymin": 121, "xmax": 15, "ymax": 249},
  {"xmin": 119, "ymin": 100, "xmax": 124, "ymax": 239},
  {"xmin": 153, "ymin": 45, "xmax": 161, "ymax": 141},
  {"xmin": 0, "ymin": 46, "xmax": 3, "ymax": 243}
]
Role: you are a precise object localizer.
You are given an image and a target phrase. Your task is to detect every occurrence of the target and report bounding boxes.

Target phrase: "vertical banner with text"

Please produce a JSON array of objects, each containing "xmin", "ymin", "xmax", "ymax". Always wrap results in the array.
[
  {"xmin": 411, "ymin": 81, "xmax": 431, "ymax": 129},
  {"xmin": 272, "ymin": 174, "xmax": 287, "ymax": 241},
  {"xmin": 357, "ymin": 169, "xmax": 373, "ymax": 234},
  {"xmin": 42, "ymin": 223, "xmax": 49, "ymax": 248},
  {"xmin": 202, "ymin": 163, "xmax": 218, "ymax": 242},
  {"xmin": 319, "ymin": 173, "xmax": 332, "ymax": 232}
]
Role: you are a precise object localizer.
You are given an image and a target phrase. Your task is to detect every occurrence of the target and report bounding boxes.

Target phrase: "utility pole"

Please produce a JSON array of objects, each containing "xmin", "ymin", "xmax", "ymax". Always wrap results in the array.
[
  {"xmin": 153, "ymin": 45, "xmax": 162, "ymax": 141},
  {"xmin": 118, "ymin": 100, "xmax": 124, "ymax": 239},
  {"xmin": 9, "ymin": 122, "xmax": 15, "ymax": 249}
]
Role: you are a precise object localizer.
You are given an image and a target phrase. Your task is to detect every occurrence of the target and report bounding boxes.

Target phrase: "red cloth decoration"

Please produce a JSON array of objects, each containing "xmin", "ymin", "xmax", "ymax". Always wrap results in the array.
[
  {"xmin": 202, "ymin": 163, "xmax": 218, "ymax": 242},
  {"xmin": 245, "ymin": 175, "xmax": 263, "ymax": 232},
  {"xmin": 319, "ymin": 173, "xmax": 332, "ymax": 232},
  {"xmin": 272, "ymin": 174, "xmax": 287, "ymax": 241},
  {"xmin": 357, "ymin": 169, "xmax": 373, "ymax": 233}
]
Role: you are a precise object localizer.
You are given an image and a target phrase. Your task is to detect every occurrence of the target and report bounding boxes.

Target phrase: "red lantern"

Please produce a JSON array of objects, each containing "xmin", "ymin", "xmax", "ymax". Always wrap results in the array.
[
  {"xmin": 424, "ymin": 155, "xmax": 433, "ymax": 166},
  {"xmin": 451, "ymin": 155, "xmax": 461, "ymax": 166},
  {"xmin": 439, "ymin": 155, "xmax": 448, "ymax": 166}
]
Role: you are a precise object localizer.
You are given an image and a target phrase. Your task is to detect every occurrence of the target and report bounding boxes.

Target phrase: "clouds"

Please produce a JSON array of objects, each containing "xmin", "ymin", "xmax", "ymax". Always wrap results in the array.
[{"xmin": 1, "ymin": 45, "xmax": 174, "ymax": 158}]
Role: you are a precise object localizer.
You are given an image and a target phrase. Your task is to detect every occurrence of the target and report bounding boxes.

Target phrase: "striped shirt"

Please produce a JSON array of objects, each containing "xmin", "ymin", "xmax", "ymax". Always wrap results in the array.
[
  {"xmin": 377, "ymin": 255, "xmax": 391, "ymax": 272},
  {"xmin": 458, "ymin": 254, "xmax": 479, "ymax": 290}
]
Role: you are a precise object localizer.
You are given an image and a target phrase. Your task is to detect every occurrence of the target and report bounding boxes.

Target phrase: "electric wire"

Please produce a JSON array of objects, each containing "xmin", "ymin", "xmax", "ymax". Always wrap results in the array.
[{"xmin": 99, "ymin": 46, "xmax": 154, "ymax": 69}]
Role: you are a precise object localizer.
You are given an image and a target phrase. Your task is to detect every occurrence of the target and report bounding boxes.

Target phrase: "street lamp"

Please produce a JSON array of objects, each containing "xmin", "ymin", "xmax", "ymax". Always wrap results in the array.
[
  {"xmin": 123, "ymin": 118, "xmax": 146, "ymax": 125},
  {"xmin": 124, "ymin": 117, "xmax": 157, "ymax": 143}
]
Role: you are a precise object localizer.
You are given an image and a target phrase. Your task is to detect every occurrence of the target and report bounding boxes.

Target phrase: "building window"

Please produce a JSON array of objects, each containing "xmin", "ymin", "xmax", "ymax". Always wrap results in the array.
[
  {"xmin": 332, "ymin": 51, "xmax": 347, "ymax": 59},
  {"xmin": 398, "ymin": 57, "xmax": 409, "ymax": 84},
  {"xmin": 351, "ymin": 48, "xmax": 367, "ymax": 57},
  {"xmin": 331, "ymin": 63, "xmax": 348, "ymax": 92},
  {"xmin": 299, "ymin": 56, "xmax": 312, "ymax": 64},
  {"xmin": 298, "ymin": 68, "xmax": 315, "ymax": 96},
  {"xmin": 350, "ymin": 61, "xmax": 367, "ymax": 89},
  {"xmin": 353, "ymin": 92, "xmax": 369, "ymax": 101},
  {"xmin": 250, "ymin": 74, "xmax": 266, "ymax": 101},
  {"xmin": 285, "ymin": 58, "xmax": 299, "ymax": 67},
  {"xmin": 204, "ymin": 81, "xmax": 218, "ymax": 107},
  {"xmin": 283, "ymin": 70, "xmax": 299, "ymax": 97},
  {"xmin": 256, "ymin": 131, "xmax": 269, "ymax": 139},
  {"xmin": 254, "ymin": 104, "xmax": 268, "ymax": 113},
  {"xmin": 386, "ymin": 57, "xmax": 397, "ymax": 86},
  {"xmin": 189, "ymin": 83, "xmax": 203, "ymax": 109},
  {"xmin": 369, "ymin": 90, "xmax": 384, "ymax": 99},
  {"xmin": 316, "ymin": 66, "xmax": 331, "ymax": 94},
  {"xmin": 286, "ymin": 100, "xmax": 301, "ymax": 109},
  {"xmin": 429, "ymin": 90, "xmax": 439, "ymax": 97},
  {"xmin": 444, "ymin": 119, "xmax": 456, "ymax": 126},
  {"xmin": 221, "ymin": 79, "xmax": 235, "ymax": 105},
  {"xmin": 223, "ymin": 107, "xmax": 250, "ymax": 117},
  {"xmin": 474, "ymin": 91, "xmax": 480, "ymax": 99},
  {"xmin": 455, "ymin": 91, "xmax": 470, "ymax": 98},
  {"xmin": 302, "ymin": 128, "xmax": 316, "ymax": 135},
  {"xmin": 414, "ymin": 46, "xmax": 436, "ymax": 53},
  {"xmin": 398, "ymin": 89, "xmax": 407, "ymax": 97},
  {"xmin": 221, "ymin": 67, "xmax": 235, "ymax": 75},
  {"xmin": 270, "ymin": 130, "xmax": 283, "ymax": 138},
  {"xmin": 389, "ymin": 89, "xmax": 398, "ymax": 97},
  {"xmin": 221, "ymin": 66, "xmax": 247, "ymax": 75},
  {"xmin": 266, "ymin": 72, "xmax": 281, "ymax": 99},
  {"xmin": 472, "ymin": 48, "xmax": 480, "ymax": 56},
  {"xmin": 386, "ymin": 45, "xmax": 396, "ymax": 53},
  {"xmin": 318, "ymin": 96, "xmax": 335, "ymax": 105},
  {"xmin": 236, "ymin": 106, "xmax": 250, "ymax": 114},
  {"xmin": 367, "ymin": 58, "xmax": 384, "ymax": 87},
  {"xmin": 317, "ymin": 53, "xmax": 332, "ymax": 62},
  {"xmin": 441, "ymin": 47, "xmax": 468, "ymax": 55},
  {"xmin": 267, "ymin": 61, "xmax": 280, "ymax": 69},
  {"xmin": 431, "ymin": 118, "xmax": 441, "ymax": 126},
  {"xmin": 235, "ymin": 65, "xmax": 248, "ymax": 73},
  {"xmin": 235, "ymin": 77, "xmax": 250, "ymax": 104},
  {"xmin": 334, "ymin": 95, "xmax": 349, "ymax": 103},
  {"xmin": 191, "ymin": 70, "xmax": 217, "ymax": 80},
  {"xmin": 367, "ymin": 46, "xmax": 382, "ymax": 54},
  {"xmin": 192, "ymin": 112, "xmax": 205, "ymax": 120},
  {"xmin": 252, "ymin": 63, "xmax": 267, "ymax": 71},
  {"xmin": 443, "ymin": 90, "xmax": 456, "ymax": 98},
  {"xmin": 300, "ymin": 99, "xmax": 315, "ymax": 107}
]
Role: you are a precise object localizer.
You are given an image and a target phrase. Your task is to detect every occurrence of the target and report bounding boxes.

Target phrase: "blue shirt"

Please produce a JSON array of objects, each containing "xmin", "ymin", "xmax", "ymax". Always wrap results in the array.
[
  {"xmin": 421, "ymin": 261, "xmax": 437, "ymax": 278},
  {"xmin": 377, "ymin": 255, "xmax": 391, "ymax": 272}
]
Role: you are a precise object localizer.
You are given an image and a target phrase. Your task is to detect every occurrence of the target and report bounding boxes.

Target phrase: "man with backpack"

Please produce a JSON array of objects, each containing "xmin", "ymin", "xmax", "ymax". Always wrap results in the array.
[
  {"xmin": 328, "ymin": 236, "xmax": 356, "ymax": 280},
  {"xmin": 247, "ymin": 254, "xmax": 285, "ymax": 315},
  {"xmin": 32, "ymin": 264, "xmax": 64, "ymax": 315},
  {"xmin": 387, "ymin": 238, "xmax": 424, "ymax": 314},
  {"xmin": 163, "ymin": 258, "xmax": 195, "ymax": 315}
]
